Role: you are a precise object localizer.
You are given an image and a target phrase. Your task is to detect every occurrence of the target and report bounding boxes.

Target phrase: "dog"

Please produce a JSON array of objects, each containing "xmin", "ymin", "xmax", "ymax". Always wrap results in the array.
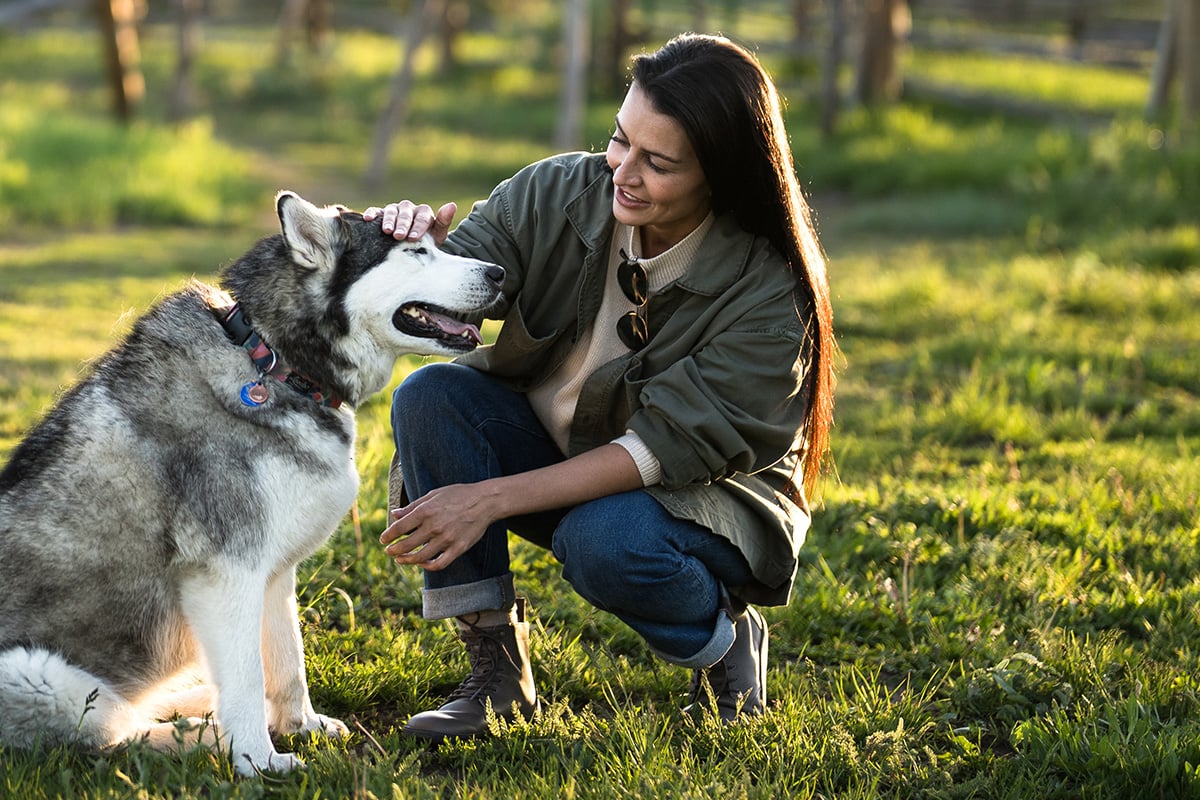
[{"xmin": 0, "ymin": 191, "xmax": 504, "ymax": 775}]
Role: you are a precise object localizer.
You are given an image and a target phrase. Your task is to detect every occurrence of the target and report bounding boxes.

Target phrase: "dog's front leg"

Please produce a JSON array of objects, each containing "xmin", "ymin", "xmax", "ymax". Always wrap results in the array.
[
  {"xmin": 179, "ymin": 565, "xmax": 301, "ymax": 776},
  {"xmin": 262, "ymin": 565, "xmax": 348, "ymax": 739}
]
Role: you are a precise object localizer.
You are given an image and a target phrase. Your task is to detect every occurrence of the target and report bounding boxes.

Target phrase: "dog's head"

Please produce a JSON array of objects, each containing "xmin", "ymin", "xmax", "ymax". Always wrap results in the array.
[
  {"xmin": 275, "ymin": 190, "xmax": 504, "ymax": 358},
  {"xmin": 221, "ymin": 191, "xmax": 505, "ymax": 404}
]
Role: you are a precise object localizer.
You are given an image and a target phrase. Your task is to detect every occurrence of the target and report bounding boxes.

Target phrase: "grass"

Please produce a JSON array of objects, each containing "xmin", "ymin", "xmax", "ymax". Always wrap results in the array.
[{"xmin": 2, "ymin": 2, "xmax": 1200, "ymax": 797}]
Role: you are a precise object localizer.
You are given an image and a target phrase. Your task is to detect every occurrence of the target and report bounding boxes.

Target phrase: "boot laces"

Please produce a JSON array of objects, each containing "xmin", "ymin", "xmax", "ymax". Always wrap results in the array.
[{"xmin": 448, "ymin": 622, "xmax": 519, "ymax": 703}]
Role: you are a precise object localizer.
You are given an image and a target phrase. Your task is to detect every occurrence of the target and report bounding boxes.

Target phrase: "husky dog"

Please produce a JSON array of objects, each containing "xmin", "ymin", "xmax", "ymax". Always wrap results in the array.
[{"xmin": 0, "ymin": 191, "xmax": 504, "ymax": 775}]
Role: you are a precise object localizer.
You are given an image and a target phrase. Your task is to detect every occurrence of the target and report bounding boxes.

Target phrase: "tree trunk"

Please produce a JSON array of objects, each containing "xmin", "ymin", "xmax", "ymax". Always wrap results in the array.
[
  {"xmin": 554, "ymin": 0, "xmax": 590, "ymax": 151},
  {"xmin": 1146, "ymin": 0, "xmax": 1179, "ymax": 121},
  {"xmin": 169, "ymin": 0, "xmax": 203, "ymax": 121},
  {"xmin": 306, "ymin": 0, "xmax": 333, "ymax": 55},
  {"xmin": 606, "ymin": 0, "xmax": 633, "ymax": 94},
  {"xmin": 276, "ymin": 0, "xmax": 334, "ymax": 66},
  {"xmin": 365, "ymin": 0, "xmax": 443, "ymax": 189},
  {"xmin": 855, "ymin": 0, "xmax": 910, "ymax": 106},
  {"xmin": 438, "ymin": 1, "xmax": 469, "ymax": 75},
  {"xmin": 821, "ymin": 0, "xmax": 848, "ymax": 137},
  {"xmin": 275, "ymin": 0, "xmax": 306, "ymax": 66},
  {"xmin": 96, "ymin": 0, "xmax": 144, "ymax": 122},
  {"xmin": 792, "ymin": 0, "xmax": 812, "ymax": 48},
  {"xmin": 1180, "ymin": 0, "xmax": 1200, "ymax": 134}
]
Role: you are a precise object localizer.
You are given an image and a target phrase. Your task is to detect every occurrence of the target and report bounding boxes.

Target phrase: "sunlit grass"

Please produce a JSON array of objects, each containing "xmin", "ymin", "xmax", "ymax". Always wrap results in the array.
[
  {"xmin": 907, "ymin": 49, "xmax": 1151, "ymax": 115},
  {"xmin": 4, "ymin": 5, "xmax": 1200, "ymax": 798}
]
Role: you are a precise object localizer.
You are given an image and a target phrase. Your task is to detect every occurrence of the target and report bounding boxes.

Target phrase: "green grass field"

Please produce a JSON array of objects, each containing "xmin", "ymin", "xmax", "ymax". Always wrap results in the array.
[{"xmin": 2, "ymin": 4, "xmax": 1199, "ymax": 798}]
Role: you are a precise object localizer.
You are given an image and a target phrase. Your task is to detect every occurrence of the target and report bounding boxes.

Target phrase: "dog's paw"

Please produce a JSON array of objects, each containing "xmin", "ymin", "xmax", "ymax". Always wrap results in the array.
[
  {"xmin": 234, "ymin": 750, "xmax": 306, "ymax": 776},
  {"xmin": 305, "ymin": 713, "xmax": 349, "ymax": 739},
  {"xmin": 268, "ymin": 700, "xmax": 349, "ymax": 738}
]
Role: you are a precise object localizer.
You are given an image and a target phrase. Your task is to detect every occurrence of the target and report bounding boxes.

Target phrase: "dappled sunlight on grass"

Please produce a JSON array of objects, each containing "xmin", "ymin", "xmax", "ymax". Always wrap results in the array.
[
  {"xmin": 386, "ymin": 124, "xmax": 553, "ymax": 181},
  {"xmin": 0, "ymin": 113, "xmax": 259, "ymax": 228},
  {"xmin": 908, "ymin": 49, "xmax": 1150, "ymax": 115},
  {"xmin": 4, "ymin": 6, "xmax": 1200, "ymax": 797}
]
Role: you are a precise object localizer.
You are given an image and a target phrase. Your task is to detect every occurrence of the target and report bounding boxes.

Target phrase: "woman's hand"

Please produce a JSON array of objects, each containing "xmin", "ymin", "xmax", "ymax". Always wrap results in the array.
[
  {"xmin": 362, "ymin": 200, "xmax": 457, "ymax": 244},
  {"xmin": 379, "ymin": 480, "xmax": 502, "ymax": 571},
  {"xmin": 380, "ymin": 443, "xmax": 646, "ymax": 572}
]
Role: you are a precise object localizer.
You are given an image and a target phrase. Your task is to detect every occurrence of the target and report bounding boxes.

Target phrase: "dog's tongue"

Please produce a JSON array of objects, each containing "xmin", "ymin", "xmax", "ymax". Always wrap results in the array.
[{"xmin": 425, "ymin": 309, "xmax": 483, "ymax": 344}]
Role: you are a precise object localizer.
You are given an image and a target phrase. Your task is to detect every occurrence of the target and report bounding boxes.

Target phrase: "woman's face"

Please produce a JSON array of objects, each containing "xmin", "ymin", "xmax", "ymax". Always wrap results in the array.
[{"xmin": 606, "ymin": 83, "xmax": 711, "ymax": 257}]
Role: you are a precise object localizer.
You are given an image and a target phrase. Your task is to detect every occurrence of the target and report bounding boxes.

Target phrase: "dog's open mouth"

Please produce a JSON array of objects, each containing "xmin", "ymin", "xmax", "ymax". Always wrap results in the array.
[{"xmin": 394, "ymin": 303, "xmax": 483, "ymax": 350}]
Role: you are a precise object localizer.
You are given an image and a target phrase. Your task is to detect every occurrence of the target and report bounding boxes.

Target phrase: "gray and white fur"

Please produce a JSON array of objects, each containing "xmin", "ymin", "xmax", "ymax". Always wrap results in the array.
[{"xmin": 0, "ymin": 191, "xmax": 503, "ymax": 774}]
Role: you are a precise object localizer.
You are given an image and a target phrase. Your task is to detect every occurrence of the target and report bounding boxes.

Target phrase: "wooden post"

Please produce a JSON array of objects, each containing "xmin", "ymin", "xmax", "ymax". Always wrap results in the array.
[{"xmin": 96, "ymin": 0, "xmax": 144, "ymax": 122}]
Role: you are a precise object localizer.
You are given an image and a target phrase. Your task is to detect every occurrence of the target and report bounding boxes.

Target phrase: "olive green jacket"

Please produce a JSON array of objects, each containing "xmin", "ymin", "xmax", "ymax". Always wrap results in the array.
[{"xmin": 443, "ymin": 152, "xmax": 815, "ymax": 606}]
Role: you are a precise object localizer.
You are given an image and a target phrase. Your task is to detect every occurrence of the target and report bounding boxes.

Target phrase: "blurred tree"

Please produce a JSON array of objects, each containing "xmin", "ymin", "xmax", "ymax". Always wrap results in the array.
[
  {"xmin": 97, "ymin": 0, "xmax": 145, "ymax": 121},
  {"xmin": 603, "ymin": 0, "xmax": 634, "ymax": 94},
  {"xmin": 554, "ymin": 0, "xmax": 590, "ymax": 150},
  {"xmin": 276, "ymin": 0, "xmax": 334, "ymax": 66},
  {"xmin": 1147, "ymin": 0, "xmax": 1179, "ymax": 120},
  {"xmin": 821, "ymin": 0, "xmax": 848, "ymax": 136},
  {"xmin": 1182, "ymin": 0, "xmax": 1200, "ymax": 134},
  {"xmin": 1149, "ymin": 0, "xmax": 1200, "ymax": 135},
  {"xmin": 169, "ymin": 0, "xmax": 202, "ymax": 120},
  {"xmin": 437, "ymin": 0, "xmax": 470, "ymax": 74},
  {"xmin": 366, "ymin": 0, "xmax": 443, "ymax": 188},
  {"xmin": 791, "ymin": 0, "xmax": 815, "ymax": 54},
  {"xmin": 855, "ymin": 0, "xmax": 909, "ymax": 106}
]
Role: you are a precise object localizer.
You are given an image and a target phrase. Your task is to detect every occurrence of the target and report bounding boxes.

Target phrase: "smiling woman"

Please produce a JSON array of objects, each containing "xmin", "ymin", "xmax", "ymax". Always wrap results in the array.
[
  {"xmin": 606, "ymin": 85, "xmax": 713, "ymax": 256},
  {"xmin": 364, "ymin": 32, "xmax": 836, "ymax": 740}
]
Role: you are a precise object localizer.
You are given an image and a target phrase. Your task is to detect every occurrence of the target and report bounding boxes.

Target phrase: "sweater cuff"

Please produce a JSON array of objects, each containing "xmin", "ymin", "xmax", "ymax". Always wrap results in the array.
[{"xmin": 613, "ymin": 431, "xmax": 663, "ymax": 487}]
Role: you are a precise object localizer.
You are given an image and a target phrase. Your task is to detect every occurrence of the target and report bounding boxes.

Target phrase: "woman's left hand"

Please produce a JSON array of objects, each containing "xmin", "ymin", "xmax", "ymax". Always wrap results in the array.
[
  {"xmin": 362, "ymin": 200, "xmax": 457, "ymax": 244},
  {"xmin": 380, "ymin": 481, "xmax": 502, "ymax": 571}
]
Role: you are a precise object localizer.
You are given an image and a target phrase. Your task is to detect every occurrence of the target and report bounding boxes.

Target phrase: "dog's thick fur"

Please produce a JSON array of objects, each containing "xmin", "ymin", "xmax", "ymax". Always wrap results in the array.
[{"xmin": 0, "ymin": 191, "xmax": 503, "ymax": 774}]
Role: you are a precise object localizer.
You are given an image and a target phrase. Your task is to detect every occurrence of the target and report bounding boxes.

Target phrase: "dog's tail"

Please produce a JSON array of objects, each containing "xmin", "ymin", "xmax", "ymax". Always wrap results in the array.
[{"xmin": 0, "ymin": 647, "xmax": 143, "ymax": 750}]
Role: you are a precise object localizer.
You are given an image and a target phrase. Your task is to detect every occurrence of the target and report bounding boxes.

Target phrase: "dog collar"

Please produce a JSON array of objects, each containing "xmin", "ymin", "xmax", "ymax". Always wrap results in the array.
[{"xmin": 217, "ymin": 304, "xmax": 342, "ymax": 409}]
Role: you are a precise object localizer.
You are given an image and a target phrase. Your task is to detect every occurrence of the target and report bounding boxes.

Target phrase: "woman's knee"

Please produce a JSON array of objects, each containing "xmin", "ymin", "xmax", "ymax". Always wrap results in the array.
[
  {"xmin": 552, "ymin": 495, "xmax": 656, "ymax": 595},
  {"xmin": 553, "ymin": 520, "xmax": 623, "ymax": 579},
  {"xmin": 391, "ymin": 363, "xmax": 482, "ymax": 438},
  {"xmin": 393, "ymin": 363, "xmax": 457, "ymax": 415}
]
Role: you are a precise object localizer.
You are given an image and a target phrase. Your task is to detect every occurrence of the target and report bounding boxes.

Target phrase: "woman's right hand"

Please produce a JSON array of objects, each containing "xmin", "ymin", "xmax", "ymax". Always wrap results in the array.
[{"xmin": 362, "ymin": 200, "xmax": 458, "ymax": 245}]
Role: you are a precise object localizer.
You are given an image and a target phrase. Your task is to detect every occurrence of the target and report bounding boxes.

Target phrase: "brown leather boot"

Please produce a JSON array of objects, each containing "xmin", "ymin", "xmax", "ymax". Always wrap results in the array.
[
  {"xmin": 402, "ymin": 599, "xmax": 538, "ymax": 741},
  {"xmin": 685, "ymin": 604, "xmax": 768, "ymax": 722}
]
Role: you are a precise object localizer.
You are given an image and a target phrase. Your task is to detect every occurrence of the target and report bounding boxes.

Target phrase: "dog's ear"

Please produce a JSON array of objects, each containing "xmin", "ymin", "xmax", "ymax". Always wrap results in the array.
[{"xmin": 276, "ymin": 190, "xmax": 349, "ymax": 273}]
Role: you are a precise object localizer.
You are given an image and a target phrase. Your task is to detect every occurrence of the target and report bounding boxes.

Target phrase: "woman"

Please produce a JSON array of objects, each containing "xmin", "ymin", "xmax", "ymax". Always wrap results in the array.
[{"xmin": 365, "ymin": 33, "xmax": 835, "ymax": 740}]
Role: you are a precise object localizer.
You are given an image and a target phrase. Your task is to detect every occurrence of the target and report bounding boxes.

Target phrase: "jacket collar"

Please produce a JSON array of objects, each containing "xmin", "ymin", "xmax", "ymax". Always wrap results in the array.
[{"xmin": 563, "ymin": 155, "xmax": 754, "ymax": 298}]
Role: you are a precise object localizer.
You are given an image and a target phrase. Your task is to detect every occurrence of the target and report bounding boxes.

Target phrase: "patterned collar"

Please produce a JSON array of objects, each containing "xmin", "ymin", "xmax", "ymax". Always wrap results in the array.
[{"xmin": 217, "ymin": 304, "xmax": 342, "ymax": 409}]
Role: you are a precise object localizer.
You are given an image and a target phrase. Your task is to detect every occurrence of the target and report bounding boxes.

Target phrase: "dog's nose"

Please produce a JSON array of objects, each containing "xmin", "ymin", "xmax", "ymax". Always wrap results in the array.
[{"xmin": 485, "ymin": 265, "xmax": 505, "ymax": 287}]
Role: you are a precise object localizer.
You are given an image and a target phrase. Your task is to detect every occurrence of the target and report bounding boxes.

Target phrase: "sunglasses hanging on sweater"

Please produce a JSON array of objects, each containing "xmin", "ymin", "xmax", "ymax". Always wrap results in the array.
[{"xmin": 616, "ymin": 248, "xmax": 650, "ymax": 351}]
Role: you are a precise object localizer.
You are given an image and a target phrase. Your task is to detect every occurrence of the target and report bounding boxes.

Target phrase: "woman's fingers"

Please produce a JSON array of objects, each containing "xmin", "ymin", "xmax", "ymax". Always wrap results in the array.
[{"xmin": 363, "ymin": 200, "xmax": 457, "ymax": 244}]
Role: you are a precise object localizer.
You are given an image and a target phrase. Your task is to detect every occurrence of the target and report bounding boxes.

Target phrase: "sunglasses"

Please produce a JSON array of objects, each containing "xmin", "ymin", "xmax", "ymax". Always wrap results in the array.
[{"xmin": 616, "ymin": 249, "xmax": 650, "ymax": 350}]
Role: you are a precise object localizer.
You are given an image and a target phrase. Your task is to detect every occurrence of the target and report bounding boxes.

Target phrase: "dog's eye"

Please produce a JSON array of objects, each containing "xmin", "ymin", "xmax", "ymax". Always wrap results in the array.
[{"xmin": 410, "ymin": 247, "xmax": 428, "ymax": 256}]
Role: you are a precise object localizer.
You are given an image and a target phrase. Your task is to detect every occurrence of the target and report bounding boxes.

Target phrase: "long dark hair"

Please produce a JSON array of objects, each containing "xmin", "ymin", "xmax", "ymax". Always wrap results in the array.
[{"xmin": 632, "ymin": 33, "xmax": 836, "ymax": 496}]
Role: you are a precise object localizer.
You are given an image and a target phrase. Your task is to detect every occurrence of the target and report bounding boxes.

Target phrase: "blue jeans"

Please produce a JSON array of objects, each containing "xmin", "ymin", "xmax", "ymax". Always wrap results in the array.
[{"xmin": 390, "ymin": 362, "xmax": 755, "ymax": 669}]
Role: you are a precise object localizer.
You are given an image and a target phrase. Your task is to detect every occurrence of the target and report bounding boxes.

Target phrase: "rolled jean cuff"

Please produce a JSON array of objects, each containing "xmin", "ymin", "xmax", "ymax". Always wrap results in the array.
[
  {"xmin": 647, "ymin": 608, "xmax": 737, "ymax": 669},
  {"xmin": 421, "ymin": 573, "xmax": 516, "ymax": 620}
]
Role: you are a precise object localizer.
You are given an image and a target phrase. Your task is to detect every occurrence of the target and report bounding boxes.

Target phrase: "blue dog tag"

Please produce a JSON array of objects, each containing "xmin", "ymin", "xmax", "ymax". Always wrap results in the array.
[{"xmin": 240, "ymin": 382, "xmax": 269, "ymax": 406}]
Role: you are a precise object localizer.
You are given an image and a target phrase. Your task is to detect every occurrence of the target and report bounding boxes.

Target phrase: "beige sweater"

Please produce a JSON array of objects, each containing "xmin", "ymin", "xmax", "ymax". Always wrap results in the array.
[{"xmin": 527, "ymin": 214, "xmax": 715, "ymax": 485}]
